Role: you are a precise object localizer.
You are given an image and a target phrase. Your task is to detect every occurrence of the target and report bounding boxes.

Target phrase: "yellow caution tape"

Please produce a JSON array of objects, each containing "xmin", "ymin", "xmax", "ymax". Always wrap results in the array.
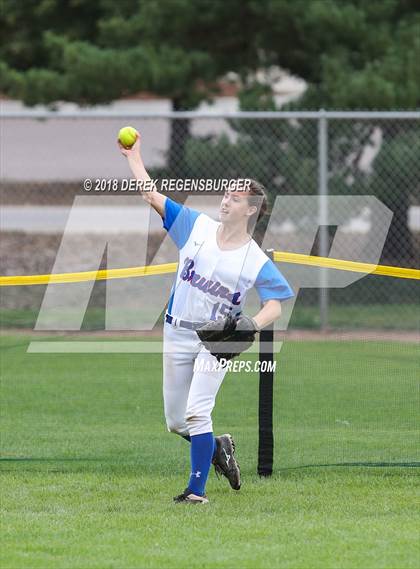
[
  {"xmin": 0, "ymin": 262, "xmax": 178, "ymax": 286},
  {"xmin": 0, "ymin": 253, "xmax": 418, "ymax": 286},
  {"xmin": 272, "ymin": 251, "xmax": 420, "ymax": 280}
]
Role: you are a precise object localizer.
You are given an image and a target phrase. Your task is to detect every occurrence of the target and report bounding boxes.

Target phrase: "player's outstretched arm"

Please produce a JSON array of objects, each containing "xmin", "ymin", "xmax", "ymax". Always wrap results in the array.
[
  {"xmin": 252, "ymin": 299, "xmax": 282, "ymax": 330},
  {"xmin": 118, "ymin": 131, "xmax": 166, "ymax": 217}
]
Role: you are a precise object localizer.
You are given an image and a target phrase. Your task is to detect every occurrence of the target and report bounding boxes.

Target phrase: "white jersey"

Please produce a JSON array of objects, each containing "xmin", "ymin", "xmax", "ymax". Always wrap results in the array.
[{"xmin": 162, "ymin": 197, "xmax": 294, "ymax": 323}]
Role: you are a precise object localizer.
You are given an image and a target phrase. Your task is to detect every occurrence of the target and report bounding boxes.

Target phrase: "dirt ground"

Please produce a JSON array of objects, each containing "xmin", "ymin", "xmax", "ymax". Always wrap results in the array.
[{"xmin": 1, "ymin": 327, "xmax": 418, "ymax": 343}]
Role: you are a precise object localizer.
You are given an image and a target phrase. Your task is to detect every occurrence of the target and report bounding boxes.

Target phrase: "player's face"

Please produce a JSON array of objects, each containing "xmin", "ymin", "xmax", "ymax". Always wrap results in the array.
[{"xmin": 219, "ymin": 190, "xmax": 257, "ymax": 227}]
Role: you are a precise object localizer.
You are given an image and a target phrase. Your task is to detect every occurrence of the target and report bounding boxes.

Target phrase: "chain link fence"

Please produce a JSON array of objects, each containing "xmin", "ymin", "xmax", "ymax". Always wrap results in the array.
[{"xmin": 1, "ymin": 111, "xmax": 419, "ymax": 331}]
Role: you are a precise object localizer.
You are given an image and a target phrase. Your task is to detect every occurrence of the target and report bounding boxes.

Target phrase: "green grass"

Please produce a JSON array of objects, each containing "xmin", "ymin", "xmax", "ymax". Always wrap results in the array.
[
  {"xmin": 1, "ymin": 336, "xmax": 419, "ymax": 569},
  {"xmin": 1, "ymin": 302, "xmax": 419, "ymax": 330},
  {"xmin": 289, "ymin": 303, "xmax": 420, "ymax": 330}
]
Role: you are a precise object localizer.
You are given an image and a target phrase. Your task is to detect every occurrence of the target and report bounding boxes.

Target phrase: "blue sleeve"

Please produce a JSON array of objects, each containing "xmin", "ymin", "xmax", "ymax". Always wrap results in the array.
[
  {"xmin": 255, "ymin": 259, "xmax": 294, "ymax": 302},
  {"xmin": 162, "ymin": 197, "xmax": 200, "ymax": 249}
]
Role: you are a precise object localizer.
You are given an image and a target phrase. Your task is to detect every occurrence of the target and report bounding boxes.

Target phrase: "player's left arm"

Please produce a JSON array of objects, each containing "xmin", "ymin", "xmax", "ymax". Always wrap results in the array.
[
  {"xmin": 251, "ymin": 258, "xmax": 294, "ymax": 330},
  {"xmin": 252, "ymin": 299, "xmax": 282, "ymax": 330},
  {"xmin": 197, "ymin": 260, "xmax": 292, "ymax": 360}
]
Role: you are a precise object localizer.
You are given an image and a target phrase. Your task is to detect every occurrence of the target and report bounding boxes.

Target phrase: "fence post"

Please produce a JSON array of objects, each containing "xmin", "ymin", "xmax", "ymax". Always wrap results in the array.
[
  {"xmin": 318, "ymin": 111, "xmax": 329, "ymax": 330},
  {"xmin": 258, "ymin": 249, "xmax": 275, "ymax": 477}
]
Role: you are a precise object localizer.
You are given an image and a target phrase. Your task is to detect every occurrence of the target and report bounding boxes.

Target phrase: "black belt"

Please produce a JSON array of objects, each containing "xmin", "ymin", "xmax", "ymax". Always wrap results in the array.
[{"xmin": 165, "ymin": 314, "xmax": 204, "ymax": 330}]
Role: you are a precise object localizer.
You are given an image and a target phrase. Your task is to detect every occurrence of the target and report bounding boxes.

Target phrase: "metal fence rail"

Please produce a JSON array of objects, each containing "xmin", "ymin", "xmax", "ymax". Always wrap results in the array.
[{"xmin": 1, "ymin": 111, "xmax": 419, "ymax": 331}]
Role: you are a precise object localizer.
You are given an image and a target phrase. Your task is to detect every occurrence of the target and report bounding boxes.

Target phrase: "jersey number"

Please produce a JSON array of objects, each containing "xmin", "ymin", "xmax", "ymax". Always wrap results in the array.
[{"xmin": 210, "ymin": 302, "xmax": 232, "ymax": 321}]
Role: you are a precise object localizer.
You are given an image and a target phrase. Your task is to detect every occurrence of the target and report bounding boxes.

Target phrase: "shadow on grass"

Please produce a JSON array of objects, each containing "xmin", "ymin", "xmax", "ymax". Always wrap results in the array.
[
  {"xmin": 0, "ymin": 457, "xmax": 105, "ymax": 462},
  {"xmin": 276, "ymin": 461, "xmax": 420, "ymax": 470},
  {"xmin": 1, "ymin": 457, "xmax": 418, "ymax": 474}
]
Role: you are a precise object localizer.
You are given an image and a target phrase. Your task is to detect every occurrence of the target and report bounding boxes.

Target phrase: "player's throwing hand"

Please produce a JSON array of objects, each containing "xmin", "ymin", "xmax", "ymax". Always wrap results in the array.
[{"xmin": 118, "ymin": 131, "xmax": 140, "ymax": 158}]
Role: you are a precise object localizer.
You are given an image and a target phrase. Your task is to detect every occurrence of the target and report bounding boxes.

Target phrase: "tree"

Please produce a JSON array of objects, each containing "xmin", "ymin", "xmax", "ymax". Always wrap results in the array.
[
  {"xmin": 251, "ymin": 0, "xmax": 420, "ymax": 110},
  {"xmin": 0, "ymin": 0, "xmax": 262, "ymax": 175},
  {"xmin": 237, "ymin": 1, "xmax": 420, "ymax": 262},
  {"xmin": 370, "ymin": 129, "xmax": 420, "ymax": 263},
  {"xmin": 1, "ymin": 0, "xmax": 418, "ymax": 254}
]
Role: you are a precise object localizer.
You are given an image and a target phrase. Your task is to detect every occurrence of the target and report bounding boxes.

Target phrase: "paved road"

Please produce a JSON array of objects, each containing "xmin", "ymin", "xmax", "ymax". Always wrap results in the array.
[
  {"xmin": 1, "ymin": 99, "xmax": 237, "ymax": 181},
  {"xmin": 0, "ymin": 204, "xmax": 222, "ymax": 233}
]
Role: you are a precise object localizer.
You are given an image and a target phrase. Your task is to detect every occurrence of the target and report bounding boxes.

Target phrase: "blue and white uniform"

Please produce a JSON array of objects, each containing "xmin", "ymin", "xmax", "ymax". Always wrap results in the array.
[{"xmin": 162, "ymin": 197, "xmax": 294, "ymax": 438}]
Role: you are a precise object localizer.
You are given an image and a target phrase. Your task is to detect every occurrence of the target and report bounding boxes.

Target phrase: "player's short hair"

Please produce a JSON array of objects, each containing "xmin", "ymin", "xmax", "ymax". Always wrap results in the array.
[{"xmin": 246, "ymin": 179, "xmax": 268, "ymax": 232}]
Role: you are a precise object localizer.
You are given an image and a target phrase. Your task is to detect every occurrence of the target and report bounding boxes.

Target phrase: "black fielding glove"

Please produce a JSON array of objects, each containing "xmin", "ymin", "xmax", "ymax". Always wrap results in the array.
[{"xmin": 196, "ymin": 313, "xmax": 259, "ymax": 362}]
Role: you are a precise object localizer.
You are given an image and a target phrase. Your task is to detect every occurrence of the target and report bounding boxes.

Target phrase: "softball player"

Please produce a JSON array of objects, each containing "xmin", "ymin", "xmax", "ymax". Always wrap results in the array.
[{"xmin": 119, "ymin": 132, "xmax": 294, "ymax": 504}]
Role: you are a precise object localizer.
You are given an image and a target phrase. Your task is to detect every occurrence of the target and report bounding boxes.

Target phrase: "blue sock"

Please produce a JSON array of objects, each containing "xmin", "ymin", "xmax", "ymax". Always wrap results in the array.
[
  {"xmin": 187, "ymin": 432, "xmax": 215, "ymax": 496},
  {"xmin": 182, "ymin": 434, "xmax": 217, "ymax": 459}
]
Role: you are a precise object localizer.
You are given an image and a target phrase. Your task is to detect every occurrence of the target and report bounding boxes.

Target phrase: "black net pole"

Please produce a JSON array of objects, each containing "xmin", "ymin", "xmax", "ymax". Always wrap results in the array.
[{"xmin": 258, "ymin": 249, "xmax": 275, "ymax": 476}]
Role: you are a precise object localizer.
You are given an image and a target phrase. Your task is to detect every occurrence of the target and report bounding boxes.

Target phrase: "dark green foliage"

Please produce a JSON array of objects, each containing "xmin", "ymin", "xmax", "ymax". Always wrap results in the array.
[
  {"xmin": 0, "ymin": 0, "xmax": 418, "ymax": 262},
  {"xmin": 1, "ymin": 0, "xmax": 419, "ymax": 109}
]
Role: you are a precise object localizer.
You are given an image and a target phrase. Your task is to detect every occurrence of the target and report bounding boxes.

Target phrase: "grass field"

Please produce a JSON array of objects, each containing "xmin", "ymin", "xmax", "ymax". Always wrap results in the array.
[
  {"xmin": 1, "ymin": 335, "xmax": 419, "ymax": 569},
  {"xmin": 1, "ymin": 301, "xmax": 419, "ymax": 330}
]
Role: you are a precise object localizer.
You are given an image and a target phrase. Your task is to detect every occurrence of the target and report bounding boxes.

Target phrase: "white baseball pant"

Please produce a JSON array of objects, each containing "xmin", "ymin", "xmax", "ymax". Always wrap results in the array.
[{"xmin": 163, "ymin": 321, "xmax": 229, "ymax": 437}]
